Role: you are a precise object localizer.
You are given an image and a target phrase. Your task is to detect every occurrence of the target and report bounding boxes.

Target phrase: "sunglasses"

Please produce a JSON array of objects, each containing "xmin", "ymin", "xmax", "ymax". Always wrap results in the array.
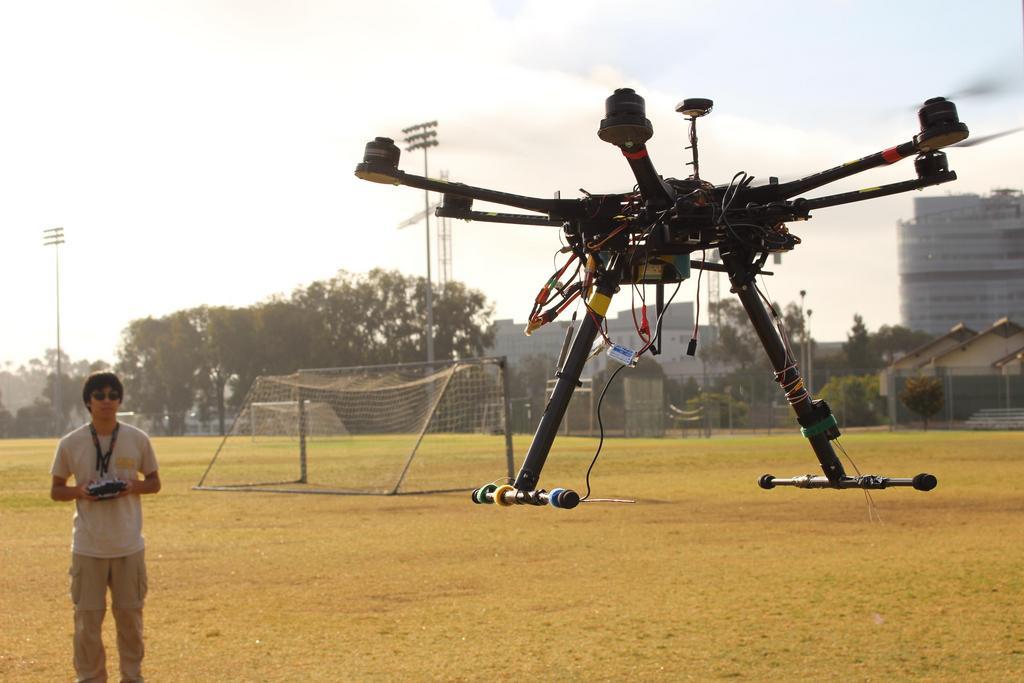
[{"xmin": 90, "ymin": 391, "xmax": 122, "ymax": 402}]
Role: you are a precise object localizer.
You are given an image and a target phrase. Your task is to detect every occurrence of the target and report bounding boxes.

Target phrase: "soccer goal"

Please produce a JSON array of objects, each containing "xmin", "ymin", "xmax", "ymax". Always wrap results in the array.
[{"xmin": 194, "ymin": 357, "xmax": 514, "ymax": 495}]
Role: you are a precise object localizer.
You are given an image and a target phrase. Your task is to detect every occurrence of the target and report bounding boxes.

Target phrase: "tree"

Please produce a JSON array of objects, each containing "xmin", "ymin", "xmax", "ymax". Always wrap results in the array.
[
  {"xmin": 431, "ymin": 279, "xmax": 495, "ymax": 361},
  {"xmin": 288, "ymin": 269, "xmax": 494, "ymax": 366},
  {"xmin": 190, "ymin": 306, "xmax": 260, "ymax": 434},
  {"xmin": 118, "ymin": 317, "xmax": 164, "ymax": 417},
  {"xmin": 252, "ymin": 299, "xmax": 319, "ymax": 374},
  {"xmin": 41, "ymin": 370, "xmax": 81, "ymax": 429},
  {"xmin": 683, "ymin": 391, "xmax": 749, "ymax": 430},
  {"xmin": 781, "ymin": 302, "xmax": 806, "ymax": 356},
  {"xmin": 704, "ymin": 299, "xmax": 782, "ymax": 411},
  {"xmin": 40, "ymin": 352, "xmax": 107, "ymax": 428},
  {"xmin": 0, "ymin": 390, "xmax": 12, "ymax": 437},
  {"xmin": 353, "ymin": 269, "xmax": 425, "ymax": 364},
  {"xmin": 900, "ymin": 376, "xmax": 944, "ymax": 430},
  {"xmin": 13, "ymin": 400, "xmax": 55, "ymax": 437},
  {"xmin": 117, "ymin": 313, "xmax": 205, "ymax": 435},
  {"xmin": 40, "ymin": 348, "xmax": 73, "ymax": 426},
  {"xmin": 817, "ymin": 374, "xmax": 884, "ymax": 427},
  {"xmin": 705, "ymin": 299, "xmax": 768, "ymax": 373},
  {"xmin": 290, "ymin": 275, "xmax": 371, "ymax": 368},
  {"xmin": 665, "ymin": 376, "xmax": 700, "ymax": 413},
  {"xmin": 113, "ymin": 270, "xmax": 496, "ymax": 434},
  {"xmin": 0, "ymin": 354, "xmax": 110, "ymax": 437},
  {"xmin": 0, "ymin": 361, "xmax": 47, "ymax": 415},
  {"xmin": 161, "ymin": 312, "xmax": 210, "ymax": 434},
  {"xmin": 873, "ymin": 324, "xmax": 932, "ymax": 365},
  {"xmin": 843, "ymin": 314, "xmax": 882, "ymax": 372}
]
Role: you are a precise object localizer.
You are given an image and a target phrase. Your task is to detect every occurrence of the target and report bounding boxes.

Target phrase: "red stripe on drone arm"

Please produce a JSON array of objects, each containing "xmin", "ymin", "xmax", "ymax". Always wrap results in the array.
[
  {"xmin": 882, "ymin": 147, "xmax": 902, "ymax": 164},
  {"xmin": 622, "ymin": 148, "xmax": 649, "ymax": 160}
]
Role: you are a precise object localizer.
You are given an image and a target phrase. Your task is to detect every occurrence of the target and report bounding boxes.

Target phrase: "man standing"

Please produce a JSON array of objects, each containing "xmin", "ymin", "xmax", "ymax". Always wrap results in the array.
[{"xmin": 50, "ymin": 371, "xmax": 160, "ymax": 683}]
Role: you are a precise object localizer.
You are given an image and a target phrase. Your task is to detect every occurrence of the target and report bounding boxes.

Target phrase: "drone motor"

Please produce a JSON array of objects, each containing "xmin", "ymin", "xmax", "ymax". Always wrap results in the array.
[
  {"xmin": 355, "ymin": 136, "xmax": 402, "ymax": 184},
  {"xmin": 597, "ymin": 87, "xmax": 654, "ymax": 148},
  {"xmin": 914, "ymin": 150, "xmax": 950, "ymax": 180},
  {"xmin": 915, "ymin": 97, "xmax": 969, "ymax": 151},
  {"xmin": 440, "ymin": 193, "xmax": 472, "ymax": 213}
]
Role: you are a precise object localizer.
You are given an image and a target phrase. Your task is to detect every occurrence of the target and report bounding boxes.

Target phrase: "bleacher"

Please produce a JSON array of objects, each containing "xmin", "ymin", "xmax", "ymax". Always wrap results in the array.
[{"xmin": 964, "ymin": 408, "xmax": 1024, "ymax": 430}]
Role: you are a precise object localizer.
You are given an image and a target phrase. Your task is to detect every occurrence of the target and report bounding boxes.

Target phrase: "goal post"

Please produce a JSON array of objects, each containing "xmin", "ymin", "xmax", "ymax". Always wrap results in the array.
[
  {"xmin": 246, "ymin": 400, "xmax": 350, "ymax": 442},
  {"xmin": 194, "ymin": 357, "xmax": 515, "ymax": 495}
]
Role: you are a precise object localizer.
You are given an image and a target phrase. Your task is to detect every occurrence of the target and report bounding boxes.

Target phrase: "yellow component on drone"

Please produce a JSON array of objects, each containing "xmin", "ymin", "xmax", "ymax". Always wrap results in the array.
[
  {"xmin": 354, "ymin": 169, "xmax": 401, "ymax": 185},
  {"xmin": 589, "ymin": 292, "xmax": 611, "ymax": 317},
  {"xmin": 492, "ymin": 484, "xmax": 516, "ymax": 506}
]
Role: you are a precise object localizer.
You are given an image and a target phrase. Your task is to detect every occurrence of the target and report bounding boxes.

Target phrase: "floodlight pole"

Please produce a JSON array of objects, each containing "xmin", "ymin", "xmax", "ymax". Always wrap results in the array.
[
  {"xmin": 402, "ymin": 121, "xmax": 439, "ymax": 363},
  {"xmin": 43, "ymin": 227, "xmax": 65, "ymax": 436},
  {"xmin": 806, "ymin": 309, "xmax": 814, "ymax": 392}
]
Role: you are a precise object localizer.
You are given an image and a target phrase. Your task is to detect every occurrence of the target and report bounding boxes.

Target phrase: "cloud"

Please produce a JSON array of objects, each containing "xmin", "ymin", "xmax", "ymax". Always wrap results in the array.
[{"xmin": 2, "ymin": 0, "xmax": 1022, "ymax": 365}]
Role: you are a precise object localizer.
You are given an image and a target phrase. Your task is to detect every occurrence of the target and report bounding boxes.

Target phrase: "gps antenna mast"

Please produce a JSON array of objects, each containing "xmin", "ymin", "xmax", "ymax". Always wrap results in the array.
[{"xmin": 677, "ymin": 98, "xmax": 713, "ymax": 180}]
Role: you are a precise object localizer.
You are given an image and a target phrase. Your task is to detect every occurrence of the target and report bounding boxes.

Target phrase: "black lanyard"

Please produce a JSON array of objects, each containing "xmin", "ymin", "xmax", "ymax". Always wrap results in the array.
[{"xmin": 89, "ymin": 423, "xmax": 120, "ymax": 478}]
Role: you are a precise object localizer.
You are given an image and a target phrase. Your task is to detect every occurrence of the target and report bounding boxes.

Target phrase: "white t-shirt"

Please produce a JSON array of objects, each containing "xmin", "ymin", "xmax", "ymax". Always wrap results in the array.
[{"xmin": 50, "ymin": 422, "xmax": 159, "ymax": 558}]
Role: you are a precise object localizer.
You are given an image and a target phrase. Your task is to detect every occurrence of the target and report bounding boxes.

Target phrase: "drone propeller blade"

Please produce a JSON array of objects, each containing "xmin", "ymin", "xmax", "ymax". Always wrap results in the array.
[
  {"xmin": 395, "ymin": 201, "xmax": 442, "ymax": 229},
  {"xmin": 944, "ymin": 76, "xmax": 1009, "ymax": 100},
  {"xmin": 906, "ymin": 72, "xmax": 1022, "ymax": 110},
  {"xmin": 953, "ymin": 126, "xmax": 1024, "ymax": 147}
]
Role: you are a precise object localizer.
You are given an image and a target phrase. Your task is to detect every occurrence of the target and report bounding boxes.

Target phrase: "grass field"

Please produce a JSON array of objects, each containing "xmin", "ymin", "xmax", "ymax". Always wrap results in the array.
[{"xmin": 1, "ymin": 431, "xmax": 1022, "ymax": 681}]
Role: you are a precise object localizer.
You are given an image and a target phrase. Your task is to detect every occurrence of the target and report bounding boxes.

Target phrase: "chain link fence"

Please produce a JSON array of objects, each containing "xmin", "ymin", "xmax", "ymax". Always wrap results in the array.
[
  {"xmin": 684, "ymin": 367, "xmax": 1023, "ymax": 434},
  {"xmin": 512, "ymin": 366, "xmax": 1023, "ymax": 437},
  {"xmin": 880, "ymin": 368, "xmax": 1023, "ymax": 429}
]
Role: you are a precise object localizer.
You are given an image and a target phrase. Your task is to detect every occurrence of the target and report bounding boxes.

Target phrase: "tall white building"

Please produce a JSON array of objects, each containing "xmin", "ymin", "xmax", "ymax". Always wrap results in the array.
[{"xmin": 899, "ymin": 190, "xmax": 1024, "ymax": 335}]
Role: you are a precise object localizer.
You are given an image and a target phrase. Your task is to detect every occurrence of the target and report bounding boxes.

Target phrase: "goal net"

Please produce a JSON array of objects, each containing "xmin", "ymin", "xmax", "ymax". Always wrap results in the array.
[{"xmin": 195, "ymin": 357, "xmax": 514, "ymax": 495}]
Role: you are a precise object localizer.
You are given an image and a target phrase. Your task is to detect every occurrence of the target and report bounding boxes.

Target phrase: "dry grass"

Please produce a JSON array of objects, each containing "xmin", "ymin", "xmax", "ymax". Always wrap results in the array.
[{"xmin": 1, "ymin": 431, "xmax": 1022, "ymax": 681}]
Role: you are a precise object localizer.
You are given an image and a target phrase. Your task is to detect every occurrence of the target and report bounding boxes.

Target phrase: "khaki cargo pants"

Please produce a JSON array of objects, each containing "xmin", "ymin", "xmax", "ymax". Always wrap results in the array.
[{"xmin": 69, "ymin": 550, "xmax": 148, "ymax": 683}]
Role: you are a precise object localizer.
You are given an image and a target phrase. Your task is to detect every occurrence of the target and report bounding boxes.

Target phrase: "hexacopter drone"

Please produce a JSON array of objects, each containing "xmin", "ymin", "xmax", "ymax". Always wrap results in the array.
[{"xmin": 355, "ymin": 88, "xmax": 971, "ymax": 508}]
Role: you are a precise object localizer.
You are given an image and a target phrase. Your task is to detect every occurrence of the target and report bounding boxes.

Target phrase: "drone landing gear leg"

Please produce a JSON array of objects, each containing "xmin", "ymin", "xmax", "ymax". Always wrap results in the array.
[
  {"xmin": 471, "ymin": 266, "xmax": 626, "ymax": 511},
  {"xmin": 721, "ymin": 252, "xmax": 936, "ymax": 492},
  {"xmin": 516, "ymin": 273, "xmax": 621, "ymax": 490}
]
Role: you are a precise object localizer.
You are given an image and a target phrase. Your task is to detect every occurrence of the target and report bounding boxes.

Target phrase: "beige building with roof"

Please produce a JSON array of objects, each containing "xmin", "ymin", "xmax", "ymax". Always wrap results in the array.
[
  {"xmin": 924, "ymin": 319, "xmax": 1024, "ymax": 373},
  {"xmin": 886, "ymin": 323, "xmax": 977, "ymax": 372},
  {"xmin": 880, "ymin": 318, "xmax": 1024, "ymax": 426}
]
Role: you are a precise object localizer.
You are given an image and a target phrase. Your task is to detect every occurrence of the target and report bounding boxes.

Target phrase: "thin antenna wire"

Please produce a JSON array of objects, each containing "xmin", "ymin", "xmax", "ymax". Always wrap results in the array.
[{"xmin": 836, "ymin": 439, "xmax": 882, "ymax": 523}]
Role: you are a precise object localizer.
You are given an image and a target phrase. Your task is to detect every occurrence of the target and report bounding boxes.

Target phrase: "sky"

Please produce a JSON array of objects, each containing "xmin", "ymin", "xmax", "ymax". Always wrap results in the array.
[{"xmin": 1, "ymin": 0, "xmax": 1022, "ymax": 369}]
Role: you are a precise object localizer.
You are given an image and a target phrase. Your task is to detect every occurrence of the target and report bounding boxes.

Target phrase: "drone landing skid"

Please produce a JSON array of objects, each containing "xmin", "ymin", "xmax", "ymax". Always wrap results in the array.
[
  {"xmin": 759, "ymin": 473, "xmax": 938, "ymax": 491},
  {"xmin": 471, "ymin": 483, "xmax": 581, "ymax": 509}
]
